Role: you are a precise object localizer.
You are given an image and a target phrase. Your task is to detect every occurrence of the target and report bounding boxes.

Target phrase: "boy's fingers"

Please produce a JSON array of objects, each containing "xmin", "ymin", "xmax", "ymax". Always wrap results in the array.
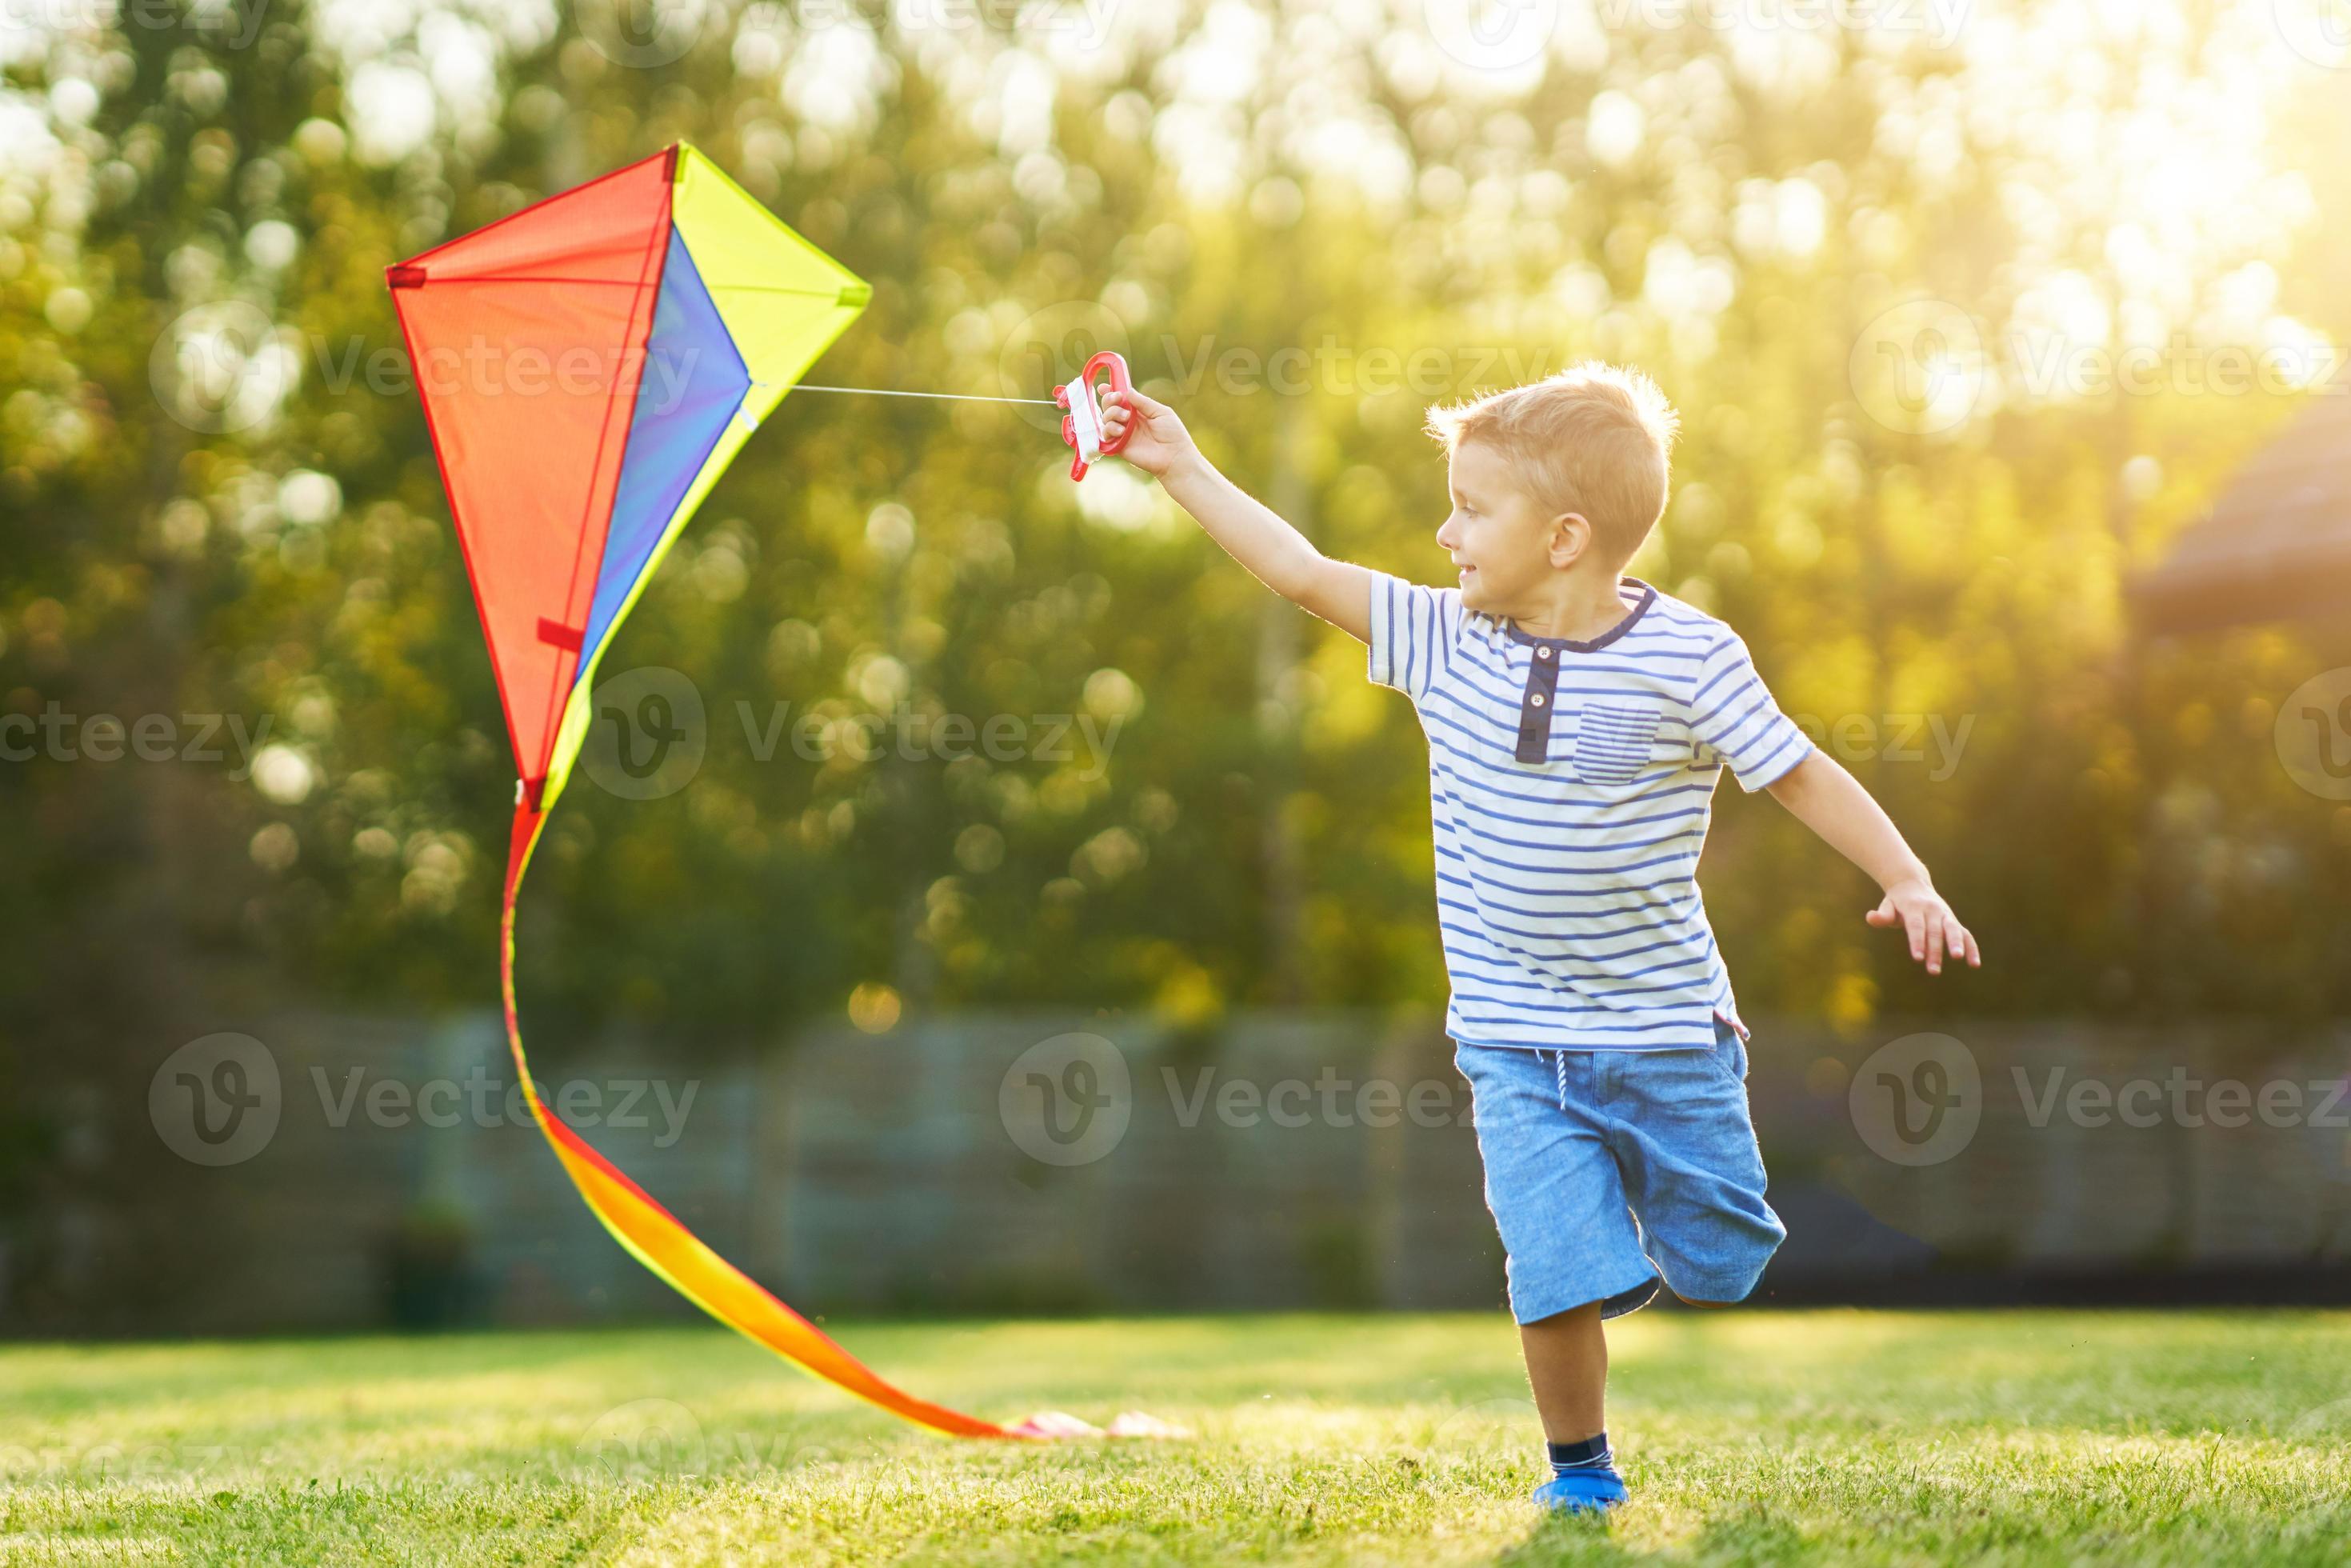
[{"xmin": 1879, "ymin": 894, "xmax": 1968, "ymax": 969}]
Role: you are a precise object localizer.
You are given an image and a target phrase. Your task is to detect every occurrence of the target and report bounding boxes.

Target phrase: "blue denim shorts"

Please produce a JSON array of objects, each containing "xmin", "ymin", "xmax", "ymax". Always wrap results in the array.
[{"xmin": 1454, "ymin": 1016, "xmax": 1785, "ymax": 1323}]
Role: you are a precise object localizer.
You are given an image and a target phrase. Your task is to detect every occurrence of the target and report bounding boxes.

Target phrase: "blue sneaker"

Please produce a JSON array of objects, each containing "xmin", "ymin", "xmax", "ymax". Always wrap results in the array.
[{"xmin": 1533, "ymin": 1466, "xmax": 1628, "ymax": 1514}]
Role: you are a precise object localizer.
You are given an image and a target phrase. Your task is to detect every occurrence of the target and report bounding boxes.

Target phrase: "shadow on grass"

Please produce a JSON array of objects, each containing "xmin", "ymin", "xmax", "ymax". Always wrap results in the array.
[{"xmin": 1500, "ymin": 1510, "xmax": 1812, "ymax": 1566}]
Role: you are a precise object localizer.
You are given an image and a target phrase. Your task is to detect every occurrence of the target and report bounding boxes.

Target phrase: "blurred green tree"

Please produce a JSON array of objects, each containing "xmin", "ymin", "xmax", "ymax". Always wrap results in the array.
[{"xmin": 3, "ymin": 0, "xmax": 2347, "ymax": 1326}]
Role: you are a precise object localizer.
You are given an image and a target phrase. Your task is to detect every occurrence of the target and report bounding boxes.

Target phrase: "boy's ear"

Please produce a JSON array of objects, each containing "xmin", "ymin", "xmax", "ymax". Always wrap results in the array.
[{"xmin": 1545, "ymin": 512, "xmax": 1593, "ymax": 569}]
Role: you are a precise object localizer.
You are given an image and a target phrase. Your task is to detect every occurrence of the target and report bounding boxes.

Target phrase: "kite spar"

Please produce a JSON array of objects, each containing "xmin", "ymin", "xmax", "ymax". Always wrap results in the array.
[{"xmin": 387, "ymin": 143, "xmax": 1149, "ymax": 1441}]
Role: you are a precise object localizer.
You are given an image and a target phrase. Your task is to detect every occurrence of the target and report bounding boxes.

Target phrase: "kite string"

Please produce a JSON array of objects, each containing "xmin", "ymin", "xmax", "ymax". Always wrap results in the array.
[{"xmin": 790, "ymin": 384, "xmax": 1061, "ymax": 406}]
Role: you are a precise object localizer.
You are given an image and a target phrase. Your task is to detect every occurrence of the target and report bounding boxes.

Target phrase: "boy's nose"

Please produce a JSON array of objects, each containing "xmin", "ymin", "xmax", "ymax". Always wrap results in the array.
[{"xmin": 1435, "ymin": 514, "xmax": 1461, "ymax": 549}]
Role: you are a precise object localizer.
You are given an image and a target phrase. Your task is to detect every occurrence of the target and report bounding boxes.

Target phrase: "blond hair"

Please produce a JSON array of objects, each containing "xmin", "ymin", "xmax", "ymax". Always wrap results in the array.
[{"xmin": 1425, "ymin": 362, "xmax": 1681, "ymax": 569}]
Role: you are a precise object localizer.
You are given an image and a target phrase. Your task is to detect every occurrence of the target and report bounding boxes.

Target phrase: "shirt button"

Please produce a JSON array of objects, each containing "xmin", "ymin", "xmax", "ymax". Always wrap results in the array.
[
  {"xmin": 1531, "ymin": 694, "xmax": 1545, "ymax": 706},
  {"xmin": 1537, "ymin": 646, "xmax": 1553, "ymax": 659}
]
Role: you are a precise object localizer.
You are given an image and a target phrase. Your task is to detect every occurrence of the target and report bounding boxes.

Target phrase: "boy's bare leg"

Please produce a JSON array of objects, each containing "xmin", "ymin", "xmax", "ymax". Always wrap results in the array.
[{"xmin": 1519, "ymin": 1302, "xmax": 1607, "ymax": 1442}]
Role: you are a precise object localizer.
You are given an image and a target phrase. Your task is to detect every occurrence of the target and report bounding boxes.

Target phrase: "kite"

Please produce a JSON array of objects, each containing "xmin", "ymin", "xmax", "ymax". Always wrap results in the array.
[{"xmin": 387, "ymin": 143, "xmax": 1156, "ymax": 1442}]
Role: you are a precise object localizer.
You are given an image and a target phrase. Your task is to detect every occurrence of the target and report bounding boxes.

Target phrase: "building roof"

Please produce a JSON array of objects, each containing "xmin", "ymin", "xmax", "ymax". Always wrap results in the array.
[{"xmin": 2130, "ymin": 393, "xmax": 2351, "ymax": 635}]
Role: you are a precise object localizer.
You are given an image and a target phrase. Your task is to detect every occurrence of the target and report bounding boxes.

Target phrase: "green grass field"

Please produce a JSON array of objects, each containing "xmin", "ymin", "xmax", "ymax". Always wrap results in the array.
[{"xmin": 5, "ymin": 1311, "xmax": 2349, "ymax": 1565}]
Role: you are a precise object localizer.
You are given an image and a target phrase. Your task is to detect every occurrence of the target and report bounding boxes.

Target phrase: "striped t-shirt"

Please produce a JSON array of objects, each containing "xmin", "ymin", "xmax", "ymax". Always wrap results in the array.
[{"xmin": 1368, "ymin": 570, "xmax": 1814, "ymax": 1051}]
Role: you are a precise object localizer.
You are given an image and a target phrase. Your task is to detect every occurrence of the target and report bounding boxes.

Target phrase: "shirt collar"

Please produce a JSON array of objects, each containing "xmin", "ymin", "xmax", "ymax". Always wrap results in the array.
[{"xmin": 1499, "ymin": 577, "xmax": 1658, "ymax": 654}]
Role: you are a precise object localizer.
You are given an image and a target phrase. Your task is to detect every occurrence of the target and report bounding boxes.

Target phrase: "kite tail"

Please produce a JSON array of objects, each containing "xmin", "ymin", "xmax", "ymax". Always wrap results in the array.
[{"xmin": 498, "ymin": 796, "xmax": 1019, "ymax": 1440}]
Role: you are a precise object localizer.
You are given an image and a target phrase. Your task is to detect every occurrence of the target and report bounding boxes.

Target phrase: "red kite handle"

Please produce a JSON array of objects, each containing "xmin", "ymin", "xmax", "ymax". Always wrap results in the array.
[{"xmin": 1054, "ymin": 351, "xmax": 1131, "ymax": 481}]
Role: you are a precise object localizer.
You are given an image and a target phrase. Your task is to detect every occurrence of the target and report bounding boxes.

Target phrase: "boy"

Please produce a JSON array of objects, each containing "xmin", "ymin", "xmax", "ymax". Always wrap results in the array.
[{"xmin": 1101, "ymin": 364, "xmax": 1979, "ymax": 1514}]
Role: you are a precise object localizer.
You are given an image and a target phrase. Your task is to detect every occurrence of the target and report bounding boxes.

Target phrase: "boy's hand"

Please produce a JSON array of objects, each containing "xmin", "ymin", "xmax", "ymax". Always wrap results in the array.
[
  {"xmin": 1766, "ymin": 755, "xmax": 1984, "ymax": 978},
  {"xmin": 1866, "ymin": 876, "xmax": 1980, "ymax": 975},
  {"xmin": 1099, "ymin": 387, "xmax": 1196, "ymax": 478}
]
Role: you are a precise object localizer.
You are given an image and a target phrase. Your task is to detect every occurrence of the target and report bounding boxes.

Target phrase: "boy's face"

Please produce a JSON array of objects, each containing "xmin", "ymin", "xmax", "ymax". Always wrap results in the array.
[{"xmin": 1437, "ymin": 439, "xmax": 1584, "ymax": 615}]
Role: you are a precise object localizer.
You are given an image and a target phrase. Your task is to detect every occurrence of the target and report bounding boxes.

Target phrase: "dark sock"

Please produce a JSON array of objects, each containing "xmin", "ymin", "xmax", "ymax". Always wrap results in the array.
[{"xmin": 1547, "ymin": 1432, "xmax": 1613, "ymax": 1477}]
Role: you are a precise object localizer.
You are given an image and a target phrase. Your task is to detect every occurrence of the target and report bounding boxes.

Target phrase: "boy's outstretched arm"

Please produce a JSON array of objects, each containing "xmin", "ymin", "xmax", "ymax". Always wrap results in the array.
[
  {"xmin": 1765, "ymin": 750, "xmax": 1981, "ymax": 975},
  {"xmin": 1102, "ymin": 387, "xmax": 1373, "ymax": 643}
]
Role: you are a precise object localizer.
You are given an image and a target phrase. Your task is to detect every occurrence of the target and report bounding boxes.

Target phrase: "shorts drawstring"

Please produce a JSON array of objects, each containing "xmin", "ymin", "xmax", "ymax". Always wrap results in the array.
[{"xmin": 1551, "ymin": 1048, "xmax": 1569, "ymax": 1113}]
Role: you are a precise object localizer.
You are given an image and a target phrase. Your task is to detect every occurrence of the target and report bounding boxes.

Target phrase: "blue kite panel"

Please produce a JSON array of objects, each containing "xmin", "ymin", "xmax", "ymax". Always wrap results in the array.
[{"xmin": 578, "ymin": 227, "xmax": 753, "ymax": 679}]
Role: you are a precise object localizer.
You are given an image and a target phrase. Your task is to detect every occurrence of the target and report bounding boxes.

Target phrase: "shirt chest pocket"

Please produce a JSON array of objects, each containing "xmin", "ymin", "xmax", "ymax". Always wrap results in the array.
[{"xmin": 1568, "ymin": 702, "xmax": 1665, "ymax": 786}]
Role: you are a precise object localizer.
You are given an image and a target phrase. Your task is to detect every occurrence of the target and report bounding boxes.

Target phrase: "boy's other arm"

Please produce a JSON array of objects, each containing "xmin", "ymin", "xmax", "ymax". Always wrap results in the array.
[
  {"xmin": 1765, "ymin": 750, "xmax": 1981, "ymax": 975},
  {"xmin": 1102, "ymin": 387, "xmax": 1373, "ymax": 643}
]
